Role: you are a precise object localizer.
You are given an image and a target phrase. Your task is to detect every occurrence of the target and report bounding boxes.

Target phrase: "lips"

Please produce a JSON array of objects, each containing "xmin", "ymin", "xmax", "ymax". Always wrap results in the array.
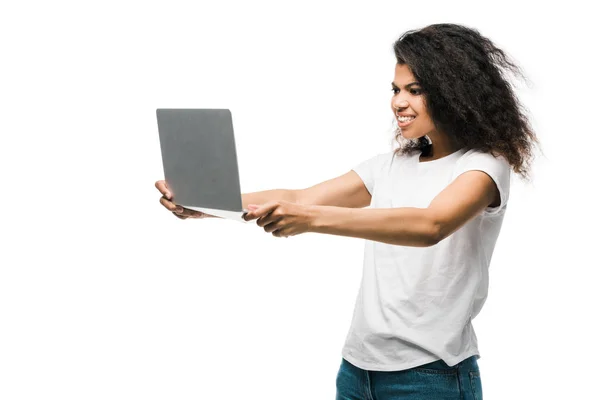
[{"xmin": 396, "ymin": 114, "xmax": 416, "ymax": 127}]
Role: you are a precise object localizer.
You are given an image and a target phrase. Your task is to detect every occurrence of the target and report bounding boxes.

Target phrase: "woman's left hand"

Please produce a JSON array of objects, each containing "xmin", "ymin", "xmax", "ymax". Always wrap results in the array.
[{"xmin": 243, "ymin": 201, "xmax": 317, "ymax": 238}]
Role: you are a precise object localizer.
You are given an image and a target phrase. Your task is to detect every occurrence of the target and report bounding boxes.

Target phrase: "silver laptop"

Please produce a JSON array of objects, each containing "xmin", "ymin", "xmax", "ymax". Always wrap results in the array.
[{"xmin": 156, "ymin": 109, "xmax": 250, "ymax": 223}]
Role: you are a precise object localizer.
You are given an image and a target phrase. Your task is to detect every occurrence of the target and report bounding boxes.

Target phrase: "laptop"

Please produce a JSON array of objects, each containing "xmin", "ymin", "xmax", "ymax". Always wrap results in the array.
[{"xmin": 156, "ymin": 108, "xmax": 250, "ymax": 223}]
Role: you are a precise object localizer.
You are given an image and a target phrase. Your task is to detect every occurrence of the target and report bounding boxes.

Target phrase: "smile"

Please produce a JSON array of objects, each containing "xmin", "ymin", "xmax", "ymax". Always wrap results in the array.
[{"xmin": 397, "ymin": 115, "xmax": 416, "ymax": 127}]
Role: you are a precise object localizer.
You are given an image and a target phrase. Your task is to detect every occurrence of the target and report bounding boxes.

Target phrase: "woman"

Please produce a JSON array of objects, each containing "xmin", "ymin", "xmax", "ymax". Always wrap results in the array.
[{"xmin": 156, "ymin": 23, "xmax": 538, "ymax": 399}]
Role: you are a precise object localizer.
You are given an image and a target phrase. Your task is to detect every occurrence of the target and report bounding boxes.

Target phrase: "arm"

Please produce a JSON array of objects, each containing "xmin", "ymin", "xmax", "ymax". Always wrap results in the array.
[
  {"xmin": 242, "ymin": 189, "xmax": 298, "ymax": 209},
  {"xmin": 242, "ymin": 170, "xmax": 371, "ymax": 209},
  {"xmin": 160, "ymin": 171, "xmax": 369, "ymax": 219},
  {"xmin": 310, "ymin": 170, "xmax": 500, "ymax": 247}
]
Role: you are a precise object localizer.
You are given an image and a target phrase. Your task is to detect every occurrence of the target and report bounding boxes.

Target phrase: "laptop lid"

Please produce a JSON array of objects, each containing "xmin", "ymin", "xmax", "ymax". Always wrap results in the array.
[{"xmin": 156, "ymin": 108, "xmax": 249, "ymax": 223}]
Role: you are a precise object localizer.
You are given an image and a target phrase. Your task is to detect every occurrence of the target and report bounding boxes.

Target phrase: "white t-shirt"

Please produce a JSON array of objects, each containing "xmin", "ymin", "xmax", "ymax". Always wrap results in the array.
[{"xmin": 341, "ymin": 147, "xmax": 511, "ymax": 371}]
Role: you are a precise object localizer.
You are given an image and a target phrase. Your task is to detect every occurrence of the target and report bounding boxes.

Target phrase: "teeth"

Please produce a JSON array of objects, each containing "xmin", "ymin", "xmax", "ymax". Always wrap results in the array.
[{"xmin": 397, "ymin": 116, "xmax": 415, "ymax": 122}]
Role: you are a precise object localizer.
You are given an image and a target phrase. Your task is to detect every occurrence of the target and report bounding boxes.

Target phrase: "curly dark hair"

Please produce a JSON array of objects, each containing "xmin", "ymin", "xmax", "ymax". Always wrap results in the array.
[{"xmin": 392, "ymin": 23, "xmax": 539, "ymax": 180}]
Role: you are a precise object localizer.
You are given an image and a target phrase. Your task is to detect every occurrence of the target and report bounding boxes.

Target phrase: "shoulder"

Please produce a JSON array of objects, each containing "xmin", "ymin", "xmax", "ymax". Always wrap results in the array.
[
  {"xmin": 454, "ymin": 149, "xmax": 512, "ymax": 215},
  {"xmin": 455, "ymin": 149, "xmax": 511, "ymax": 177},
  {"xmin": 459, "ymin": 148, "xmax": 509, "ymax": 164}
]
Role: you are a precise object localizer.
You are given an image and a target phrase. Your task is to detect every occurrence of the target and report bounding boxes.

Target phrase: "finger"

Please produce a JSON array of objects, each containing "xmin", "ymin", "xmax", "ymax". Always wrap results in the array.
[
  {"xmin": 177, "ymin": 207, "xmax": 205, "ymax": 218},
  {"xmin": 160, "ymin": 196, "xmax": 183, "ymax": 212},
  {"xmin": 155, "ymin": 180, "xmax": 172, "ymax": 199},
  {"xmin": 170, "ymin": 208, "xmax": 205, "ymax": 219},
  {"xmin": 272, "ymin": 228, "xmax": 289, "ymax": 238},
  {"xmin": 159, "ymin": 198, "xmax": 202, "ymax": 217},
  {"xmin": 263, "ymin": 217, "xmax": 284, "ymax": 233},
  {"xmin": 243, "ymin": 204, "xmax": 260, "ymax": 220},
  {"xmin": 245, "ymin": 202, "xmax": 280, "ymax": 221},
  {"xmin": 244, "ymin": 211, "xmax": 262, "ymax": 222},
  {"xmin": 173, "ymin": 210, "xmax": 207, "ymax": 219},
  {"xmin": 173, "ymin": 212, "xmax": 189, "ymax": 220},
  {"xmin": 256, "ymin": 211, "xmax": 280, "ymax": 228}
]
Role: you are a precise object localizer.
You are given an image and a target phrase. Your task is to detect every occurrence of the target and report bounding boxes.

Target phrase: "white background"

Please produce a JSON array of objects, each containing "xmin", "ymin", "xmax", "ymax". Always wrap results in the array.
[{"xmin": 1, "ymin": 1, "xmax": 598, "ymax": 399}]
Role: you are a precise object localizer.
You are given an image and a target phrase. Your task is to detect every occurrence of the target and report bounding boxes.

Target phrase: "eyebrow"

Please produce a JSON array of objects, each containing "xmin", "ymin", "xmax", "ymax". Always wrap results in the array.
[{"xmin": 391, "ymin": 82, "xmax": 420, "ymax": 88}]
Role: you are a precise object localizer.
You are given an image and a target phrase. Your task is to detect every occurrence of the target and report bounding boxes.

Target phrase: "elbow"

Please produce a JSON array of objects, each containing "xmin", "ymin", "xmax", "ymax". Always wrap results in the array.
[
  {"xmin": 410, "ymin": 223, "xmax": 442, "ymax": 247},
  {"xmin": 426, "ymin": 221, "xmax": 444, "ymax": 247}
]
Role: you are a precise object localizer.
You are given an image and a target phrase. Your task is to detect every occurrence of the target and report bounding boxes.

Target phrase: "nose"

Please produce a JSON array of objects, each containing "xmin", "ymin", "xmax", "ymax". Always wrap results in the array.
[{"xmin": 393, "ymin": 97, "xmax": 409, "ymax": 110}]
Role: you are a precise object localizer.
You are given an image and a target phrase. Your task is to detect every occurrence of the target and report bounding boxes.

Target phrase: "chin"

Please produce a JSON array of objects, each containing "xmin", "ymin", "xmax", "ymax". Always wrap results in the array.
[{"xmin": 399, "ymin": 130, "xmax": 424, "ymax": 141}]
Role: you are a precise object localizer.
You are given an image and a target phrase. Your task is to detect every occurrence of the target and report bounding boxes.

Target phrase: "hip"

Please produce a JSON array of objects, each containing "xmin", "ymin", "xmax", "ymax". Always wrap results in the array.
[{"xmin": 335, "ymin": 355, "xmax": 483, "ymax": 400}]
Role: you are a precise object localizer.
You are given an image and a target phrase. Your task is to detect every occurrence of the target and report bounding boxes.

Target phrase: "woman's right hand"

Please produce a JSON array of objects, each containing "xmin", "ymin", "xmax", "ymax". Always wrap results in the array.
[{"xmin": 155, "ymin": 180, "xmax": 216, "ymax": 220}]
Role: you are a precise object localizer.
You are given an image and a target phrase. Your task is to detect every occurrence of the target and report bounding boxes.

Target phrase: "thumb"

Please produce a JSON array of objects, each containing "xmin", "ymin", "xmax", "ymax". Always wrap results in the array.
[{"xmin": 248, "ymin": 204, "xmax": 260, "ymax": 210}]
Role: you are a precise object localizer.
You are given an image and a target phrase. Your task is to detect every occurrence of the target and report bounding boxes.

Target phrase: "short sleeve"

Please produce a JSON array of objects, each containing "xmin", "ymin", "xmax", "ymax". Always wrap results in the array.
[
  {"xmin": 453, "ymin": 150, "xmax": 512, "ymax": 216},
  {"xmin": 352, "ymin": 151, "xmax": 394, "ymax": 196}
]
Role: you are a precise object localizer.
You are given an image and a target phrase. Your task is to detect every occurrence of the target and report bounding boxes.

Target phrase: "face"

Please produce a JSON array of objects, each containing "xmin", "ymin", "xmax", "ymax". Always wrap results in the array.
[{"xmin": 391, "ymin": 64, "xmax": 437, "ymax": 140}]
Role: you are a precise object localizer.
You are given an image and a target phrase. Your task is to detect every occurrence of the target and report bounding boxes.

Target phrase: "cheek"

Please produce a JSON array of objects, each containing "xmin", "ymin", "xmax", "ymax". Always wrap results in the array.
[
  {"xmin": 418, "ymin": 114, "xmax": 434, "ymax": 129},
  {"xmin": 416, "ymin": 117, "xmax": 436, "ymax": 137},
  {"xmin": 406, "ymin": 114, "xmax": 434, "ymax": 138},
  {"xmin": 415, "ymin": 100, "xmax": 434, "ymax": 125},
  {"xmin": 414, "ymin": 97, "xmax": 427, "ymax": 114}
]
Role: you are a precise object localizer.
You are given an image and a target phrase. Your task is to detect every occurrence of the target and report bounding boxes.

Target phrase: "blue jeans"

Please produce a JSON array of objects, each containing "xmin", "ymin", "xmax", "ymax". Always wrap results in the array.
[{"xmin": 335, "ymin": 355, "xmax": 483, "ymax": 400}]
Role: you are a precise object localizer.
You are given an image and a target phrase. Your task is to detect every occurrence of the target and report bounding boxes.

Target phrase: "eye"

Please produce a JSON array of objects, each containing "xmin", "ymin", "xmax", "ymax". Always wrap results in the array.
[
  {"xmin": 410, "ymin": 88, "xmax": 422, "ymax": 95},
  {"xmin": 391, "ymin": 88, "xmax": 400, "ymax": 94}
]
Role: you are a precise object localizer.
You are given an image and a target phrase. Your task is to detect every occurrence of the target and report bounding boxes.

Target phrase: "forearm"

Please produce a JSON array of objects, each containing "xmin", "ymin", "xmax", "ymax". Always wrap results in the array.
[
  {"xmin": 310, "ymin": 206, "xmax": 439, "ymax": 247},
  {"xmin": 242, "ymin": 189, "xmax": 299, "ymax": 209}
]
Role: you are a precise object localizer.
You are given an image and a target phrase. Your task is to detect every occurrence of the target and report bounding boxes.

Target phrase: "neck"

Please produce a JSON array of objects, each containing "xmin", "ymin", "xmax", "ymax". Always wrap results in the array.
[{"xmin": 419, "ymin": 132, "xmax": 459, "ymax": 161}]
